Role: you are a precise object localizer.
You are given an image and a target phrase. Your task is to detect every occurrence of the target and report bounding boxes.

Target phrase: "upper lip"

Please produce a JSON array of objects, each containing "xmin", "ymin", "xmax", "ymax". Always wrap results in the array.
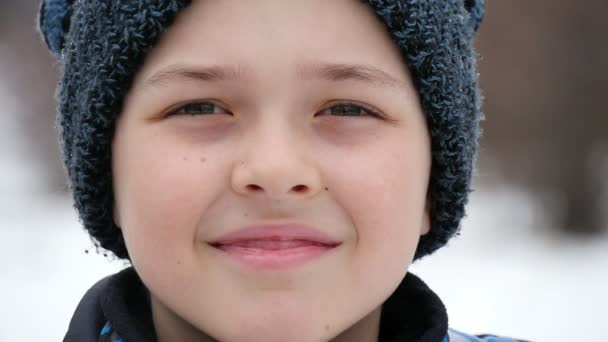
[{"xmin": 208, "ymin": 223, "xmax": 341, "ymax": 246}]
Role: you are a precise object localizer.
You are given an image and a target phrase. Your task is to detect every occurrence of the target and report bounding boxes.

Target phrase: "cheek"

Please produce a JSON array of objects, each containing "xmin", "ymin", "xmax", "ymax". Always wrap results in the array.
[
  {"xmin": 326, "ymin": 134, "xmax": 430, "ymax": 280},
  {"xmin": 112, "ymin": 126, "xmax": 227, "ymax": 262}
]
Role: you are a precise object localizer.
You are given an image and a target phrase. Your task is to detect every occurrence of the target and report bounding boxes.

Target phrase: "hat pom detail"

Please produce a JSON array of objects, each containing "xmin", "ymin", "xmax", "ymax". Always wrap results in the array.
[
  {"xmin": 464, "ymin": 0, "xmax": 485, "ymax": 32},
  {"xmin": 37, "ymin": 0, "xmax": 73, "ymax": 59}
]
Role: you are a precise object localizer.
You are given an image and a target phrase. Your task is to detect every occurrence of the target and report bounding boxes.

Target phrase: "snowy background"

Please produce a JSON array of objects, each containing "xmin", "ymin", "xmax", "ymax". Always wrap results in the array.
[{"xmin": 2, "ymin": 1, "xmax": 608, "ymax": 341}]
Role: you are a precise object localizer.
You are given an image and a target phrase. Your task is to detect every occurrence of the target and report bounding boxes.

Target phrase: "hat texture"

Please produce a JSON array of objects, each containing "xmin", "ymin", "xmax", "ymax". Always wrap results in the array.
[{"xmin": 38, "ymin": 0, "xmax": 485, "ymax": 260}]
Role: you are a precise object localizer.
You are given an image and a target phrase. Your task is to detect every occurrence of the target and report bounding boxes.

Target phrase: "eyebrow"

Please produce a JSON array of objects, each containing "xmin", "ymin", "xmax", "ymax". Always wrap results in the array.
[
  {"xmin": 144, "ymin": 64, "xmax": 247, "ymax": 87},
  {"xmin": 297, "ymin": 62, "xmax": 408, "ymax": 89},
  {"xmin": 142, "ymin": 61, "xmax": 409, "ymax": 90}
]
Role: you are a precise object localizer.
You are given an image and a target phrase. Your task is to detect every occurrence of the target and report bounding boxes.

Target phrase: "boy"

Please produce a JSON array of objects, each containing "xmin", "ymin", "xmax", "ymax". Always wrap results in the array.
[{"xmin": 38, "ymin": 0, "xmax": 528, "ymax": 341}]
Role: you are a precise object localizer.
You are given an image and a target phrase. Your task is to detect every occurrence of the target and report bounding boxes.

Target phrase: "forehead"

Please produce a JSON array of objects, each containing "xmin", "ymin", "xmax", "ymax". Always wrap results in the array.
[{"xmin": 135, "ymin": 0, "xmax": 410, "ymax": 89}]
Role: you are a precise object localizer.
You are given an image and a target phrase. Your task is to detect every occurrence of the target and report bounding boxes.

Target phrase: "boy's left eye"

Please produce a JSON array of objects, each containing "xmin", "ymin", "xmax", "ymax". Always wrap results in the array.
[
  {"xmin": 318, "ymin": 102, "xmax": 382, "ymax": 118},
  {"xmin": 167, "ymin": 101, "xmax": 230, "ymax": 116}
]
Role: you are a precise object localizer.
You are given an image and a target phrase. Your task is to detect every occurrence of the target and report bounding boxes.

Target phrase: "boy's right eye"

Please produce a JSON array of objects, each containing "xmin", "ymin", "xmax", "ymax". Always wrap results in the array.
[{"xmin": 167, "ymin": 101, "xmax": 231, "ymax": 116}]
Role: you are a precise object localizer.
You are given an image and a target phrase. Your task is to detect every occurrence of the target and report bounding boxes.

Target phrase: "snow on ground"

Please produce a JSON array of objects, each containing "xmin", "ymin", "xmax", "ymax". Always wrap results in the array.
[
  {"xmin": 1, "ymin": 187, "xmax": 607, "ymax": 341},
  {"xmin": 410, "ymin": 187, "xmax": 608, "ymax": 342}
]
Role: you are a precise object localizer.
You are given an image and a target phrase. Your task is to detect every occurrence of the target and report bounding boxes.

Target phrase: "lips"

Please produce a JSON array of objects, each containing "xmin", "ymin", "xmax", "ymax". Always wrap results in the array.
[
  {"xmin": 208, "ymin": 223, "xmax": 341, "ymax": 270},
  {"xmin": 210, "ymin": 238, "xmax": 336, "ymax": 250}
]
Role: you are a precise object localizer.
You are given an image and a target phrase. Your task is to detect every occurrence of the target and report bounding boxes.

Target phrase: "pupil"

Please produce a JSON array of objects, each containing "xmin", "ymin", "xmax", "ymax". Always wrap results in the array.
[
  {"xmin": 333, "ymin": 105, "xmax": 360, "ymax": 116},
  {"xmin": 185, "ymin": 103, "xmax": 214, "ymax": 114}
]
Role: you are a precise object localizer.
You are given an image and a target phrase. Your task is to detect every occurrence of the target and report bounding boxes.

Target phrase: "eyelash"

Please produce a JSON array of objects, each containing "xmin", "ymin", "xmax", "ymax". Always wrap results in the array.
[
  {"xmin": 166, "ymin": 100, "xmax": 384, "ymax": 119},
  {"xmin": 168, "ymin": 101, "xmax": 229, "ymax": 116}
]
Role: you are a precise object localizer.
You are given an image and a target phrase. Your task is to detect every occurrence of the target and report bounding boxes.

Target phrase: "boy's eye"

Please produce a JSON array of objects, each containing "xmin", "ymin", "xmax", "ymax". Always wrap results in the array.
[
  {"xmin": 319, "ymin": 102, "xmax": 382, "ymax": 118},
  {"xmin": 168, "ymin": 101, "xmax": 230, "ymax": 116}
]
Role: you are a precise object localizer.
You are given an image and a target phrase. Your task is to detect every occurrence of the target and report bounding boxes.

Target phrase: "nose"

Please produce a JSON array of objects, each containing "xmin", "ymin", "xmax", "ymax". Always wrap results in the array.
[{"xmin": 231, "ymin": 129, "xmax": 322, "ymax": 200}]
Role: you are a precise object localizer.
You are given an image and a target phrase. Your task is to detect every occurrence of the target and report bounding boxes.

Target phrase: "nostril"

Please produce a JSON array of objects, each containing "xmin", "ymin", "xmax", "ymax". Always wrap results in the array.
[
  {"xmin": 246, "ymin": 184, "xmax": 263, "ymax": 192},
  {"xmin": 292, "ymin": 184, "xmax": 308, "ymax": 193}
]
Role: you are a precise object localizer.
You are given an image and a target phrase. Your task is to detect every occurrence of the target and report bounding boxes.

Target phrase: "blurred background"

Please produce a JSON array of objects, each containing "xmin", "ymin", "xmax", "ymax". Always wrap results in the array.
[{"xmin": 1, "ymin": 1, "xmax": 607, "ymax": 341}]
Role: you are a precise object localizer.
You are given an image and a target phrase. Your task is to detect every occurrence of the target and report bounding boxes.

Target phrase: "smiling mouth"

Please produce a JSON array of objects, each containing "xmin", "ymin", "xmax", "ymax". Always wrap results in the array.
[
  {"xmin": 209, "ymin": 239, "xmax": 341, "ymax": 271},
  {"xmin": 210, "ymin": 239, "xmax": 339, "ymax": 250}
]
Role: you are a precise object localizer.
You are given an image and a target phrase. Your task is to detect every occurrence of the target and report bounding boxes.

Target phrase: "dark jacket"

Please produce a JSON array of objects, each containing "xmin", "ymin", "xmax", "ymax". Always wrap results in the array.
[{"xmin": 64, "ymin": 267, "xmax": 528, "ymax": 342}]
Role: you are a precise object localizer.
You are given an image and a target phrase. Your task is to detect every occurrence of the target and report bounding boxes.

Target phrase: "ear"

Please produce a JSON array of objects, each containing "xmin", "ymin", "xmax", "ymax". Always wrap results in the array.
[{"xmin": 420, "ymin": 194, "xmax": 431, "ymax": 236}]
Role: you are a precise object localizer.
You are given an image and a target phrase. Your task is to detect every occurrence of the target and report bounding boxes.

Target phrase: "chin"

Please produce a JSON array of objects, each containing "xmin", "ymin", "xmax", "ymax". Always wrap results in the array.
[{"xmin": 208, "ymin": 310, "xmax": 340, "ymax": 342}]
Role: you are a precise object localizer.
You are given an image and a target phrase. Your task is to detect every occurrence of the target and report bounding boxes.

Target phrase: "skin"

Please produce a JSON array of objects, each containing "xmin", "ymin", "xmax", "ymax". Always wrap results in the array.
[{"xmin": 112, "ymin": 0, "xmax": 432, "ymax": 341}]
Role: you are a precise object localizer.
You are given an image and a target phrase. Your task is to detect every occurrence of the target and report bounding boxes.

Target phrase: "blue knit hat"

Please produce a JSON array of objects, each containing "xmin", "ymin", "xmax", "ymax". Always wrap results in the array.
[{"xmin": 37, "ymin": 0, "xmax": 485, "ymax": 261}]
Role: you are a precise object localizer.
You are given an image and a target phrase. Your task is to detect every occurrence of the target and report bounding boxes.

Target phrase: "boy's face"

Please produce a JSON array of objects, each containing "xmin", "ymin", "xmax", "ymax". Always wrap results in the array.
[{"xmin": 113, "ymin": 0, "xmax": 431, "ymax": 341}]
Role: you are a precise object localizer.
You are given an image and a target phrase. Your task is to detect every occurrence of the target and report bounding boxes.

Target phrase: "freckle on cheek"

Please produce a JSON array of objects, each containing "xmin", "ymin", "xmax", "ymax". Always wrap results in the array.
[{"xmin": 200, "ymin": 157, "xmax": 206, "ymax": 163}]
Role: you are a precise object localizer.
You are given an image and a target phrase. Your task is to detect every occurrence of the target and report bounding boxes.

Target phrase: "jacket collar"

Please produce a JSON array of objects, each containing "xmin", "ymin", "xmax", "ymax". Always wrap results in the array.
[
  {"xmin": 379, "ymin": 272, "xmax": 449, "ymax": 342},
  {"xmin": 64, "ymin": 267, "xmax": 449, "ymax": 342},
  {"xmin": 64, "ymin": 267, "xmax": 158, "ymax": 342}
]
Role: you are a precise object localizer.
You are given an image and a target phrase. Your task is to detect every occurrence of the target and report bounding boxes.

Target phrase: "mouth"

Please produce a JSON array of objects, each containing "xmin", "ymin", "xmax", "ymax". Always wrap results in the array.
[
  {"xmin": 210, "ymin": 238, "xmax": 339, "ymax": 250},
  {"xmin": 208, "ymin": 237, "xmax": 341, "ymax": 271},
  {"xmin": 208, "ymin": 223, "xmax": 341, "ymax": 271}
]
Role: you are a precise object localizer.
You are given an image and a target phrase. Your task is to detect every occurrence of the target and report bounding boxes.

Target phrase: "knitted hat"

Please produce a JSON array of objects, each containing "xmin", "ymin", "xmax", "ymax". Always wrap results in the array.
[{"xmin": 38, "ymin": 0, "xmax": 485, "ymax": 261}]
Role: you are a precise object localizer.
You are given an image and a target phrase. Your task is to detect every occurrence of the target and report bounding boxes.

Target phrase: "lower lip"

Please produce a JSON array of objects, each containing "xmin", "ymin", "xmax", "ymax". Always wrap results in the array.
[{"xmin": 210, "ymin": 243, "xmax": 338, "ymax": 271}]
